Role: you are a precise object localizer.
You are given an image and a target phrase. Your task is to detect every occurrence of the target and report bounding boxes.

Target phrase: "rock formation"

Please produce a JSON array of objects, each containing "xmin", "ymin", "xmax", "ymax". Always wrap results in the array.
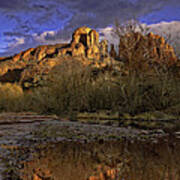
[
  {"xmin": 0, "ymin": 27, "xmax": 179, "ymax": 88},
  {"xmin": 0, "ymin": 26, "xmax": 112, "ymax": 88},
  {"xmin": 60, "ymin": 26, "xmax": 101, "ymax": 59},
  {"xmin": 110, "ymin": 44, "xmax": 117, "ymax": 59},
  {"xmin": 99, "ymin": 40, "xmax": 108, "ymax": 57},
  {"xmin": 118, "ymin": 32, "xmax": 177, "ymax": 65}
]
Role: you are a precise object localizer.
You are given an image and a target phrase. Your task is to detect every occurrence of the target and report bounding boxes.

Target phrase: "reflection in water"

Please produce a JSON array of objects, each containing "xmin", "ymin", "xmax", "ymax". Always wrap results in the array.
[{"xmin": 19, "ymin": 137, "xmax": 180, "ymax": 180}]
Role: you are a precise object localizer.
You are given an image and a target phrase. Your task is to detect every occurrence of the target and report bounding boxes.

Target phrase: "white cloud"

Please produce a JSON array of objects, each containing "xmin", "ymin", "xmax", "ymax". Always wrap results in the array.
[
  {"xmin": 8, "ymin": 37, "xmax": 25, "ymax": 48},
  {"xmin": 149, "ymin": 21, "xmax": 180, "ymax": 35},
  {"xmin": 33, "ymin": 31, "xmax": 57, "ymax": 43},
  {"xmin": 33, "ymin": 30, "xmax": 70, "ymax": 44}
]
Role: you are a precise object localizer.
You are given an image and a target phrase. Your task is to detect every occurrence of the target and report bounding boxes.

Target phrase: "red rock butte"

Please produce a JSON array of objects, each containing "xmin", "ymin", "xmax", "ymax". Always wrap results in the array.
[
  {"xmin": 0, "ymin": 26, "xmax": 110, "ymax": 76},
  {"xmin": 0, "ymin": 26, "xmax": 179, "ymax": 85}
]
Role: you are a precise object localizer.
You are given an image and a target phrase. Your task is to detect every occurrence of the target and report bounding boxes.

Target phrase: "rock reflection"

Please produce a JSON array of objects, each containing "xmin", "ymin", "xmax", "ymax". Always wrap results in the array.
[{"xmin": 18, "ymin": 137, "xmax": 180, "ymax": 180}]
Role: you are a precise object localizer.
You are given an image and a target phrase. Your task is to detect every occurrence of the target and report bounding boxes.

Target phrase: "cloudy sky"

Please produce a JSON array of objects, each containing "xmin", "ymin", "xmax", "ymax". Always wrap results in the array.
[{"xmin": 0, "ymin": 0, "xmax": 180, "ymax": 57}]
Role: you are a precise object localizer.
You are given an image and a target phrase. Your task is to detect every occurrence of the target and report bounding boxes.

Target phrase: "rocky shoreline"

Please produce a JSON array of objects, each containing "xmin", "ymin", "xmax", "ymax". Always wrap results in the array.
[{"xmin": 0, "ymin": 113, "xmax": 179, "ymax": 179}]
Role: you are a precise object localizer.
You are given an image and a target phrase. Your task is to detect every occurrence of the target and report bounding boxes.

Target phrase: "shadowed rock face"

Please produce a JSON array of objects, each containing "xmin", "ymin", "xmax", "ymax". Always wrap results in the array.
[
  {"xmin": 118, "ymin": 32, "xmax": 177, "ymax": 65},
  {"xmin": 110, "ymin": 44, "xmax": 117, "ymax": 59}
]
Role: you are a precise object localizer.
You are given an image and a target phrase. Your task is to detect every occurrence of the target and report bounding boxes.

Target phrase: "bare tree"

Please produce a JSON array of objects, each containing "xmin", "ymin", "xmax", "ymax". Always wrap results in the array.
[
  {"xmin": 111, "ymin": 19, "xmax": 177, "ymax": 75},
  {"xmin": 111, "ymin": 19, "xmax": 152, "ymax": 73},
  {"xmin": 112, "ymin": 19, "xmax": 150, "ymax": 39}
]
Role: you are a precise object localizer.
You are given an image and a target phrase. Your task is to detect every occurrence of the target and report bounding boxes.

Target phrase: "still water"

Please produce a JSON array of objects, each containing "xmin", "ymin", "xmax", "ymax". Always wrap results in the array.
[{"xmin": 18, "ymin": 137, "xmax": 180, "ymax": 180}]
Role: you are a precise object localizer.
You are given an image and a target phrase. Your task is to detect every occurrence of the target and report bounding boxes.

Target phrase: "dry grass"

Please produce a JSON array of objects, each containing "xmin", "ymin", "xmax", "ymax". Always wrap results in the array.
[{"xmin": 0, "ymin": 83, "xmax": 24, "ymax": 112}]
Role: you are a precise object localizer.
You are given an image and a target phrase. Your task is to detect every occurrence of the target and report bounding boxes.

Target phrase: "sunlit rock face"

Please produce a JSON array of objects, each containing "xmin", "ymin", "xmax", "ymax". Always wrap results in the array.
[
  {"xmin": 118, "ymin": 32, "xmax": 177, "ymax": 65},
  {"xmin": 99, "ymin": 40, "xmax": 109, "ymax": 57},
  {"xmin": 0, "ymin": 43, "xmax": 68, "ymax": 77},
  {"xmin": 60, "ymin": 26, "xmax": 101, "ymax": 59},
  {"xmin": 71, "ymin": 27, "xmax": 99, "ymax": 47}
]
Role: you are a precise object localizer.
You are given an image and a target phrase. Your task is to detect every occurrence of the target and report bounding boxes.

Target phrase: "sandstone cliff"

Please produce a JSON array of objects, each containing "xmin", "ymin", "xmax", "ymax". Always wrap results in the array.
[{"xmin": 0, "ymin": 27, "xmax": 111, "ymax": 88}]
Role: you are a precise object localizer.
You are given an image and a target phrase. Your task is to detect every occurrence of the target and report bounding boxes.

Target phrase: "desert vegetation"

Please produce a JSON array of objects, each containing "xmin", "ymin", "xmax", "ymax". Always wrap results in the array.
[
  {"xmin": 0, "ymin": 57, "xmax": 180, "ymax": 119},
  {"xmin": 0, "ymin": 20, "xmax": 180, "ymax": 121}
]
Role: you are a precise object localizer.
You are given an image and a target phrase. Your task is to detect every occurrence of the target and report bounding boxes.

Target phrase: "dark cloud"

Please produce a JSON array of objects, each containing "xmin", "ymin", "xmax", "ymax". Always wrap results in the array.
[
  {"xmin": 0, "ymin": 0, "xmax": 29, "ymax": 11},
  {"xmin": 1, "ymin": 0, "xmax": 173, "ymax": 29},
  {"xmin": 0, "ymin": 0, "xmax": 180, "ymax": 56},
  {"xmin": 64, "ymin": 0, "xmax": 171, "ymax": 28},
  {"xmin": 3, "ymin": 32, "xmax": 27, "ymax": 37}
]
